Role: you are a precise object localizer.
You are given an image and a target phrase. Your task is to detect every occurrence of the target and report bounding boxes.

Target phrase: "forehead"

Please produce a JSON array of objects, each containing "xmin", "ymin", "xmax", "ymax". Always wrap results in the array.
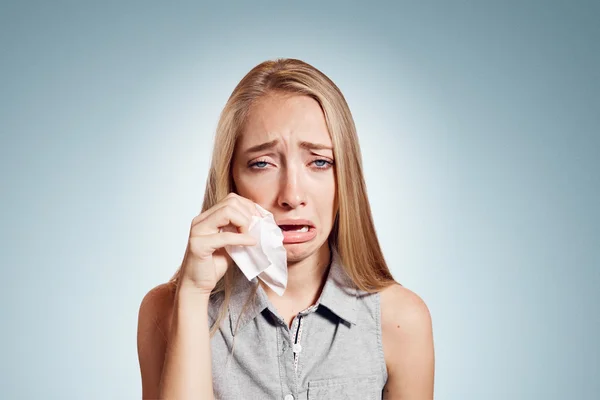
[{"xmin": 238, "ymin": 93, "xmax": 332, "ymax": 149}]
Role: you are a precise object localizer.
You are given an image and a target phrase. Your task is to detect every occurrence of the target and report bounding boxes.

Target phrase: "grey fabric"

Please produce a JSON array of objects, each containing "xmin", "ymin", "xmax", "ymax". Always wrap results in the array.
[{"xmin": 208, "ymin": 247, "xmax": 388, "ymax": 399}]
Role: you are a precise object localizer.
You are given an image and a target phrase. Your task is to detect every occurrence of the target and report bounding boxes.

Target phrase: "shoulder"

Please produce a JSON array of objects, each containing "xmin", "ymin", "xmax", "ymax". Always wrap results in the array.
[
  {"xmin": 379, "ymin": 283, "xmax": 434, "ymax": 398},
  {"xmin": 380, "ymin": 283, "xmax": 432, "ymax": 332},
  {"xmin": 137, "ymin": 282, "xmax": 177, "ymax": 345},
  {"xmin": 139, "ymin": 282, "xmax": 177, "ymax": 317},
  {"xmin": 137, "ymin": 282, "xmax": 177, "ymax": 399},
  {"xmin": 141, "ymin": 281, "xmax": 177, "ymax": 307}
]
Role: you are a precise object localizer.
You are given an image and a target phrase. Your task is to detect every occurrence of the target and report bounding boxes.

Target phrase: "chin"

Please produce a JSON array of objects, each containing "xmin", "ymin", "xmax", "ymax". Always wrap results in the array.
[
  {"xmin": 283, "ymin": 239, "xmax": 327, "ymax": 263},
  {"xmin": 283, "ymin": 244, "xmax": 310, "ymax": 263}
]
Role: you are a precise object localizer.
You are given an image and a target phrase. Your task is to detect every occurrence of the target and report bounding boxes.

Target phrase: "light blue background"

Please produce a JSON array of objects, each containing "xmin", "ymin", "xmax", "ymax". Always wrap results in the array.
[{"xmin": 1, "ymin": 1, "xmax": 598, "ymax": 399}]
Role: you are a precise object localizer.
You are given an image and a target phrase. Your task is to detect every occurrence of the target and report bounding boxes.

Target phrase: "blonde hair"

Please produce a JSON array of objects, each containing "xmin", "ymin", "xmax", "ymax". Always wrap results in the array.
[{"xmin": 169, "ymin": 58, "xmax": 396, "ymax": 338}]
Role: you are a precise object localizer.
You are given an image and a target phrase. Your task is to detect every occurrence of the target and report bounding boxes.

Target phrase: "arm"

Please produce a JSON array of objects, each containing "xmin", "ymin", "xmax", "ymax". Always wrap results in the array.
[
  {"xmin": 159, "ymin": 286, "xmax": 214, "ymax": 399},
  {"xmin": 381, "ymin": 284, "xmax": 435, "ymax": 399},
  {"xmin": 137, "ymin": 192, "xmax": 259, "ymax": 399},
  {"xmin": 137, "ymin": 283, "xmax": 215, "ymax": 400}
]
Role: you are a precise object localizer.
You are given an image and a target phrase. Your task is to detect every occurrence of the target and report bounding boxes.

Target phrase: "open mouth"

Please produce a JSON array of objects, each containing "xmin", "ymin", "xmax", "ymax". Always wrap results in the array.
[
  {"xmin": 278, "ymin": 225, "xmax": 311, "ymax": 233},
  {"xmin": 276, "ymin": 220, "xmax": 317, "ymax": 243}
]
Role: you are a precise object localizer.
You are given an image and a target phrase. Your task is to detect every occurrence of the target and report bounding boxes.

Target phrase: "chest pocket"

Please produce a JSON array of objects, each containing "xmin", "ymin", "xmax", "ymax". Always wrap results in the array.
[{"xmin": 307, "ymin": 374, "xmax": 380, "ymax": 400}]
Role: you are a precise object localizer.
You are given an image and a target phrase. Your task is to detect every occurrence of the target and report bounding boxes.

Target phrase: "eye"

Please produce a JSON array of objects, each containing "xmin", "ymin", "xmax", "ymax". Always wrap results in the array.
[
  {"xmin": 251, "ymin": 161, "xmax": 268, "ymax": 168},
  {"xmin": 249, "ymin": 159, "xmax": 271, "ymax": 170},
  {"xmin": 312, "ymin": 159, "xmax": 333, "ymax": 169}
]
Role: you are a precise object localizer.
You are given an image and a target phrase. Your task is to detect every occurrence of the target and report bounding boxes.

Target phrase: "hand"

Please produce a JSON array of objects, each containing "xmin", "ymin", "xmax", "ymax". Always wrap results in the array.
[{"xmin": 178, "ymin": 193, "xmax": 261, "ymax": 295}]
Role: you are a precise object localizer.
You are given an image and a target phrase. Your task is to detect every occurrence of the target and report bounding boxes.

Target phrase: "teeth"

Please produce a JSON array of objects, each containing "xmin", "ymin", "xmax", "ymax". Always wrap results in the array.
[
  {"xmin": 279, "ymin": 224, "xmax": 311, "ymax": 232},
  {"xmin": 285, "ymin": 225, "xmax": 309, "ymax": 232}
]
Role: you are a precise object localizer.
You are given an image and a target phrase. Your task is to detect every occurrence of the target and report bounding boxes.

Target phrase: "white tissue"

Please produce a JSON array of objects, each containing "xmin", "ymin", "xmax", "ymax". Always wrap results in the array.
[{"xmin": 223, "ymin": 204, "xmax": 288, "ymax": 296}]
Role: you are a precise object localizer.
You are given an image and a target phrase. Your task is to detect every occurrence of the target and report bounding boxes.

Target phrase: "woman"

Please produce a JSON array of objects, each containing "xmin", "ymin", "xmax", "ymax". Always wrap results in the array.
[{"xmin": 137, "ymin": 58, "xmax": 434, "ymax": 399}]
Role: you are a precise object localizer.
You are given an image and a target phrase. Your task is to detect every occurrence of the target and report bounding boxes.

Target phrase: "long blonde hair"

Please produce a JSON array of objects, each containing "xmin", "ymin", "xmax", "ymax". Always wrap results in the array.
[{"xmin": 169, "ymin": 58, "xmax": 396, "ymax": 337}]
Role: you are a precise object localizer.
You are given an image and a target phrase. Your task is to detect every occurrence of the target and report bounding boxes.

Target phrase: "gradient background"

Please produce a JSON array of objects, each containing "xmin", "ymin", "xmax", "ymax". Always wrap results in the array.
[{"xmin": 1, "ymin": 1, "xmax": 598, "ymax": 399}]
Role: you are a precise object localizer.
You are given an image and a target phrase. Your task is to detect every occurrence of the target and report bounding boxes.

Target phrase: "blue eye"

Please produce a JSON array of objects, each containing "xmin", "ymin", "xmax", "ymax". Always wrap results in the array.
[
  {"xmin": 312, "ymin": 159, "xmax": 333, "ymax": 169},
  {"xmin": 253, "ymin": 161, "xmax": 268, "ymax": 168},
  {"xmin": 249, "ymin": 159, "xmax": 333, "ymax": 171}
]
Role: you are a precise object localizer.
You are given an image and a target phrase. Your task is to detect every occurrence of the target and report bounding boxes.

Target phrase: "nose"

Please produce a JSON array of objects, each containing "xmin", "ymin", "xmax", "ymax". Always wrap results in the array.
[{"xmin": 277, "ymin": 164, "xmax": 306, "ymax": 209}]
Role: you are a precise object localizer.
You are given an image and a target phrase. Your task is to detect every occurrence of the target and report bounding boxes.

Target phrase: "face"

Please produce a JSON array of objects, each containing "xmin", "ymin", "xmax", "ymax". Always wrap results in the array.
[{"xmin": 231, "ymin": 92, "xmax": 338, "ymax": 263}]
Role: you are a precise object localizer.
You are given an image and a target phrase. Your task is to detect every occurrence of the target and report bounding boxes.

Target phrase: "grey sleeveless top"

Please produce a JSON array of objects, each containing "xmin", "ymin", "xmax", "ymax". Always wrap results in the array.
[{"xmin": 208, "ymin": 247, "xmax": 388, "ymax": 399}]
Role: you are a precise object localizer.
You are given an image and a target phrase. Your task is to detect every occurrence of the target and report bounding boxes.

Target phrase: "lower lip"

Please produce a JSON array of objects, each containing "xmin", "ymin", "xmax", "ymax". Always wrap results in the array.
[{"xmin": 281, "ymin": 226, "xmax": 317, "ymax": 244}]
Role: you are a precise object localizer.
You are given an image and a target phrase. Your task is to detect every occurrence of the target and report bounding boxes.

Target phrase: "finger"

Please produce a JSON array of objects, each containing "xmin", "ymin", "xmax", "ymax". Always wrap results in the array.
[
  {"xmin": 224, "ymin": 193, "xmax": 262, "ymax": 218},
  {"xmin": 189, "ymin": 232, "xmax": 257, "ymax": 257},
  {"xmin": 192, "ymin": 205, "xmax": 251, "ymax": 236},
  {"xmin": 192, "ymin": 200, "xmax": 251, "ymax": 231},
  {"xmin": 192, "ymin": 193, "xmax": 257, "ymax": 226}
]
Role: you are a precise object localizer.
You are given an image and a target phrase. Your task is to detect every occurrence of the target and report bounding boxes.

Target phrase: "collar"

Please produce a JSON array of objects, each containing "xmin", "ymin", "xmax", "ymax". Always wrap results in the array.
[{"xmin": 227, "ymin": 247, "xmax": 359, "ymax": 336}]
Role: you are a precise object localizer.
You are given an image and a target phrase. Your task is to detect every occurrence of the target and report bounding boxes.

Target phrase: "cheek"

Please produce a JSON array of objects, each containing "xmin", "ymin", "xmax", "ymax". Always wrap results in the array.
[
  {"xmin": 234, "ymin": 171, "xmax": 277, "ymax": 201},
  {"xmin": 313, "ymin": 179, "xmax": 337, "ymax": 222}
]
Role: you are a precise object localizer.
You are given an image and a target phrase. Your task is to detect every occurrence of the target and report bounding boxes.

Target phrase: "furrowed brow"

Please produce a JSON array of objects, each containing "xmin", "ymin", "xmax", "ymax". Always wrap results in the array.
[
  {"xmin": 299, "ymin": 141, "xmax": 333, "ymax": 151},
  {"xmin": 244, "ymin": 139, "xmax": 278, "ymax": 154}
]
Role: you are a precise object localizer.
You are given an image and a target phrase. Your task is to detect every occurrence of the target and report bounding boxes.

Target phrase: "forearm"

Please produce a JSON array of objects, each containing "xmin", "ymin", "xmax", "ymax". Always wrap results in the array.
[{"xmin": 159, "ymin": 289, "xmax": 214, "ymax": 400}]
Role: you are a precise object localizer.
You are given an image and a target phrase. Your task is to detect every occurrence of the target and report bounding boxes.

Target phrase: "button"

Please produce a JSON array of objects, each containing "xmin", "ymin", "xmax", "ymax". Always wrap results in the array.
[
  {"xmin": 284, "ymin": 395, "xmax": 294, "ymax": 400},
  {"xmin": 292, "ymin": 343, "xmax": 302, "ymax": 354}
]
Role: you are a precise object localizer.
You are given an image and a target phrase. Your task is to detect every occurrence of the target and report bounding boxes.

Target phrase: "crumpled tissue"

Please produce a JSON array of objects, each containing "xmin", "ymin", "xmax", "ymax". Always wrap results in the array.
[{"xmin": 222, "ymin": 203, "xmax": 287, "ymax": 296}]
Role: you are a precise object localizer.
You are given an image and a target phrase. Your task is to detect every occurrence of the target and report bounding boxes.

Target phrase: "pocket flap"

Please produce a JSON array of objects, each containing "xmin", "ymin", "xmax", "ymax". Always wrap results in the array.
[{"xmin": 308, "ymin": 374, "xmax": 379, "ymax": 400}]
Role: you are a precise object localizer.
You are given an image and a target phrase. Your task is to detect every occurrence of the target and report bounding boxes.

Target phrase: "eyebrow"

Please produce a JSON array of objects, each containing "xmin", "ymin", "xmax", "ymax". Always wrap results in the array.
[
  {"xmin": 244, "ymin": 139, "xmax": 333, "ymax": 154},
  {"xmin": 245, "ymin": 139, "xmax": 278, "ymax": 154},
  {"xmin": 299, "ymin": 141, "xmax": 333, "ymax": 151}
]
